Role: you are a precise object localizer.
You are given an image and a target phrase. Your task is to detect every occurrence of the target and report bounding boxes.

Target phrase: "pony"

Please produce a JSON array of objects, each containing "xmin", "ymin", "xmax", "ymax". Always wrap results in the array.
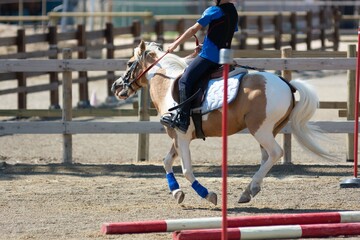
[{"xmin": 111, "ymin": 41, "xmax": 331, "ymax": 205}]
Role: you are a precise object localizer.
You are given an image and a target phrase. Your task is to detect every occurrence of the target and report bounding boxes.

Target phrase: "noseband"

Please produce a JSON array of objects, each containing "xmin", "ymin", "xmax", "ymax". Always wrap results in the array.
[{"xmin": 123, "ymin": 59, "xmax": 141, "ymax": 92}]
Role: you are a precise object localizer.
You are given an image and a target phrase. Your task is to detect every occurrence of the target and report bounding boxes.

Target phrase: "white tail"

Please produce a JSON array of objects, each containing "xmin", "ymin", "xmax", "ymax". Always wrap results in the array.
[{"xmin": 289, "ymin": 79, "xmax": 332, "ymax": 159}]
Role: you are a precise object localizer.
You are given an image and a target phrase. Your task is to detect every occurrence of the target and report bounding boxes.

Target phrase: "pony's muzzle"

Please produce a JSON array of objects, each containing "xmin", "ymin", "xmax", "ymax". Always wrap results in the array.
[
  {"xmin": 111, "ymin": 77, "xmax": 129, "ymax": 99},
  {"xmin": 111, "ymin": 77, "xmax": 123, "ymax": 94}
]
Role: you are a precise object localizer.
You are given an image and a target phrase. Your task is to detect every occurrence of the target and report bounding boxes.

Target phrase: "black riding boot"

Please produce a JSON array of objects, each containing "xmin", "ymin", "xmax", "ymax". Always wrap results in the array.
[{"xmin": 160, "ymin": 88, "xmax": 190, "ymax": 134}]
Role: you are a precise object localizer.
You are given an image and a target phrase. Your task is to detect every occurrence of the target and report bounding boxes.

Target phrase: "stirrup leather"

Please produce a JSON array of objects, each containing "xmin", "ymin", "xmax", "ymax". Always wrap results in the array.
[{"xmin": 168, "ymin": 88, "xmax": 201, "ymax": 112}]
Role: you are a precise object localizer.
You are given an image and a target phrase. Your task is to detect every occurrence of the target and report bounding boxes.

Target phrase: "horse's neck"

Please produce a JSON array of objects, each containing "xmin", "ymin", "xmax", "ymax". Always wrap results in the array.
[
  {"xmin": 147, "ymin": 57, "xmax": 186, "ymax": 114},
  {"xmin": 158, "ymin": 55, "xmax": 187, "ymax": 76}
]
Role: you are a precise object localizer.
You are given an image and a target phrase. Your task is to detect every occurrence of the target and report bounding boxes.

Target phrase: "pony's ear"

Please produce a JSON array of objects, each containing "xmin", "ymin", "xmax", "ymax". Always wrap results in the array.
[{"xmin": 139, "ymin": 41, "xmax": 146, "ymax": 54}]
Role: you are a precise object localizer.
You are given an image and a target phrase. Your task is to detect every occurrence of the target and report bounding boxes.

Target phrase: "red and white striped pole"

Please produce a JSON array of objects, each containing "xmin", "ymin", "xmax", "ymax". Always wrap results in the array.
[
  {"xmin": 173, "ymin": 222, "xmax": 360, "ymax": 240},
  {"xmin": 341, "ymin": 26, "xmax": 360, "ymax": 188},
  {"xmin": 219, "ymin": 48, "xmax": 233, "ymax": 240},
  {"xmin": 101, "ymin": 211, "xmax": 360, "ymax": 234}
]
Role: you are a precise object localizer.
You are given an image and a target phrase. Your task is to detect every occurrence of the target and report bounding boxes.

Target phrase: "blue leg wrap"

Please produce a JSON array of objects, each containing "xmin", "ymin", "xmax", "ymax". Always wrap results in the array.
[
  {"xmin": 166, "ymin": 173, "xmax": 180, "ymax": 191},
  {"xmin": 191, "ymin": 180, "xmax": 209, "ymax": 198}
]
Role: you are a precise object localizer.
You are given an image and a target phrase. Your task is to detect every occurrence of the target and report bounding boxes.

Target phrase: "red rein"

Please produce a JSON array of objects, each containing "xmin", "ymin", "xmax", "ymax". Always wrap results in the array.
[{"xmin": 132, "ymin": 35, "xmax": 200, "ymax": 84}]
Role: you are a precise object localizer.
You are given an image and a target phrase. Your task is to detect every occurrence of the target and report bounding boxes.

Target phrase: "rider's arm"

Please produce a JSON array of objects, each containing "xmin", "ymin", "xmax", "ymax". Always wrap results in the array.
[{"xmin": 167, "ymin": 23, "xmax": 202, "ymax": 53}]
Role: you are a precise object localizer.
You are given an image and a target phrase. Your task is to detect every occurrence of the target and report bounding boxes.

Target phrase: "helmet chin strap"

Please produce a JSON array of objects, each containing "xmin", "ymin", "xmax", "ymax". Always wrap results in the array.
[{"xmin": 216, "ymin": 0, "xmax": 221, "ymax": 6}]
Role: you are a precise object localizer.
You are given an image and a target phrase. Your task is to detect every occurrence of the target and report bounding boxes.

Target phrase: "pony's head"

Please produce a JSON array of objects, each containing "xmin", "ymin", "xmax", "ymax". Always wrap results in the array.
[{"xmin": 111, "ymin": 41, "xmax": 162, "ymax": 100}]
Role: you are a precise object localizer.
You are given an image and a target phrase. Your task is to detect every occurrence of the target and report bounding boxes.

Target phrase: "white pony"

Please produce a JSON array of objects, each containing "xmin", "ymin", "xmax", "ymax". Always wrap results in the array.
[{"xmin": 112, "ymin": 41, "xmax": 331, "ymax": 205}]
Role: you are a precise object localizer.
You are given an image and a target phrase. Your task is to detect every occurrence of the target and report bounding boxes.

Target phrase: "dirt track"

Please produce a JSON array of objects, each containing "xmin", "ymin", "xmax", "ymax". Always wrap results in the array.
[
  {"xmin": 1, "ymin": 75, "xmax": 360, "ymax": 240},
  {"xmin": 0, "ymin": 162, "xmax": 359, "ymax": 240},
  {"xmin": 1, "ymin": 35, "xmax": 360, "ymax": 239}
]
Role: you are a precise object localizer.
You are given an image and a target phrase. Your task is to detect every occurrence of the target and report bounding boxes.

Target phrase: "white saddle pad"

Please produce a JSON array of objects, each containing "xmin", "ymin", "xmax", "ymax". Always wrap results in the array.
[{"xmin": 199, "ymin": 68, "xmax": 247, "ymax": 114}]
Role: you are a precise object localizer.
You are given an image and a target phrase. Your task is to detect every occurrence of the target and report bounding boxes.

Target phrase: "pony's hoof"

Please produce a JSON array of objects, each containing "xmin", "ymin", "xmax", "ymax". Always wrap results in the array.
[
  {"xmin": 205, "ymin": 192, "xmax": 217, "ymax": 205},
  {"xmin": 238, "ymin": 192, "xmax": 251, "ymax": 203},
  {"xmin": 173, "ymin": 189, "xmax": 185, "ymax": 204},
  {"xmin": 250, "ymin": 185, "xmax": 261, "ymax": 197}
]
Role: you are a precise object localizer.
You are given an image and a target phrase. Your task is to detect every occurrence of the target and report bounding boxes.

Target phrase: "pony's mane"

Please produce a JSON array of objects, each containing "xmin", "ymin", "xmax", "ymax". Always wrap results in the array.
[{"xmin": 134, "ymin": 42, "xmax": 188, "ymax": 71}]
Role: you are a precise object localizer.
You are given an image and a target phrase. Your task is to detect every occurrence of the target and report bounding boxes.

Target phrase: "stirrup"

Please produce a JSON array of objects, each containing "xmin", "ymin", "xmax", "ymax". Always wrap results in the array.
[
  {"xmin": 160, "ymin": 111, "xmax": 188, "ymax": 134},
  {"xmin": 160, "ymin": 112, "xmax": 179, "ymax": 129}
]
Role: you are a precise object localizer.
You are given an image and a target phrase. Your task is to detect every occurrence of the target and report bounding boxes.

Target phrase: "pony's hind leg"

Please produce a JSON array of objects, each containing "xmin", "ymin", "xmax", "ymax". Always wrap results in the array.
[
  {"xmin": 260, "ymin": 146, "xmax": 268, "ymax": 165},
  {"xmin": 164, "ymin": 142, "xmax": 185, "ymax": 204},
  {"xmin": 239, "ymin": 145, "xmax": 267, "ymax": 205},
  {"xmin": 239, "ymin": 129, "xmax": 283, "ymax": 203}
]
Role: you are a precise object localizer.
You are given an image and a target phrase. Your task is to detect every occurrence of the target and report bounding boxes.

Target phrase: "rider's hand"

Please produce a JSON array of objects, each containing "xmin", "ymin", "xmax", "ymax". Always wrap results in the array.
[
  {"xmin": 195, "ymin": 44, "xmax": 203, "ymax": 53},
  {"xmin": 167, "ymin": 42, "xmax": 178, "ymax": 53}
]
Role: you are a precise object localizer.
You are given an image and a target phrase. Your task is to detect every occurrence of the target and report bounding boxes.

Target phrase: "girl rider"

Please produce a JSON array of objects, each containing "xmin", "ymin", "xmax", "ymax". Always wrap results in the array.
[{"xmin": 160, "ymin": 0, "xmax": 238, "ymax": 134}]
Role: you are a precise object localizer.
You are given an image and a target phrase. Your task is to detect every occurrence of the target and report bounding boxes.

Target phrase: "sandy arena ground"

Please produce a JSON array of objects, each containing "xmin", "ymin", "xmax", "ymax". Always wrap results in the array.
[{"xmin": 0, "ymin": 31, "xmax": 360, "ymax": 239}]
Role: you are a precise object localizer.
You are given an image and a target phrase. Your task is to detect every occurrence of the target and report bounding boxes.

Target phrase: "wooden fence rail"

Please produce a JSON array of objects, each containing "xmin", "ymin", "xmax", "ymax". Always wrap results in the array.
[
  {"xmin": 153, "ymin": 8, "xmax": 340, "ymax": 51},
  {"xmin": 0, "ymin": 49, "xmax": 354, "ymax": 120},
  {"xmin": 0, "ymin": 121, "xmax": 355, "ymax": 135},
  {"xmin": 0, "ymin": 53, "xmax": 358, "ymax": 163},
  {"xmin": 237, "ymin": 8, "xmax": 340, "ymax": 51},
  {"xmin": 0, "ymin": 21, "xmax": 142, "ymax": 109},
  {"xmin": 0, "ymin": 8, "xmax": 341, "ymax": 111},
  {"xmin": 0, "ymin": 58, "xmax": 355, "ymax": 72}
]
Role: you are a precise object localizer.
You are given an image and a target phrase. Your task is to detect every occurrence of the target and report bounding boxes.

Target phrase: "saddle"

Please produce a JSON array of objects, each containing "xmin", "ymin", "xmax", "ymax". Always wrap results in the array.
[{"xmin": 171, "ymin": 66, "xmax": 248, "ymax": 140}]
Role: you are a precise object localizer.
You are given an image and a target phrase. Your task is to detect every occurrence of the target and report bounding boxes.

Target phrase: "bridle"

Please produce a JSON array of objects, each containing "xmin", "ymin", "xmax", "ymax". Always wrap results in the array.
[
  {"xmin": 122, "ymin": 35, "xmax": 199, "ymax": 93},
  {"xmin": 122, "ymin": 49, "xmax": 170, "ymax": 93}
]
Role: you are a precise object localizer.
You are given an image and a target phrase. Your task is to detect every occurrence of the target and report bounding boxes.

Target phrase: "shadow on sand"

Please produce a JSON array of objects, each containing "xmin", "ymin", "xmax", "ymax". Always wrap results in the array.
[{"xmin": 0, "ymin": 162, "xmax": 354, "ymax": 180}]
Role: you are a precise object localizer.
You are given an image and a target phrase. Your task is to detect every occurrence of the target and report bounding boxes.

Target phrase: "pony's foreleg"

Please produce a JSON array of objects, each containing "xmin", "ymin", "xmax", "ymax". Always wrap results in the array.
[
  {"xmin": 176, "ymin": 137, "xmax": 217, "ymax": 205},
  {"xmin": 164, "ymin": 142, "xmax": 185, "ymax": 204},
  {"xmin": 239, "ymin": 133, "xmax": 283, "ymax": 203}
]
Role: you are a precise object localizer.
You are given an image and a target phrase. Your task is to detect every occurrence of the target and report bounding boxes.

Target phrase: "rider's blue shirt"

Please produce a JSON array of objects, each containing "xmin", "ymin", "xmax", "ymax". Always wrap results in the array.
[{"xmin": 197, "ymin": 6, "xmax": 238, "ymax": 64}]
